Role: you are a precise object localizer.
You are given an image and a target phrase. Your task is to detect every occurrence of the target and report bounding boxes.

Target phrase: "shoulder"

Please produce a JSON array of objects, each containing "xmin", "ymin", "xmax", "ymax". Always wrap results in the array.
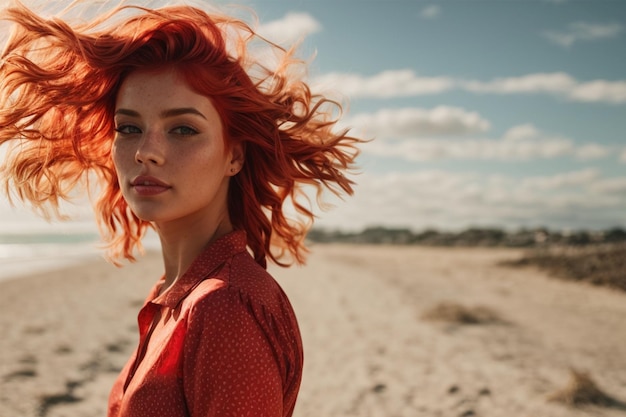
[
  {"xmin": 185, "ymin": 251, "xmax": 296, "ymax": 325},
  {"xmin": 228, "ymin": 251, "xmax": 285, "ymax": 304},
  {"xmin": 182, "ymin": 255, "xmax": 302, "ymax": 364},
  {"xmin": 182, "ymin": 252, "xmax": 303, "ymax": 384}
]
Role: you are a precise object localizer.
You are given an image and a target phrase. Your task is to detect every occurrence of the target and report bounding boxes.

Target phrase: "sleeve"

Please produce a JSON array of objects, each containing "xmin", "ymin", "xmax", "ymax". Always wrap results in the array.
[{"xmin": 182, "ymin": 288, "xmax": 285, "ymax": 417}]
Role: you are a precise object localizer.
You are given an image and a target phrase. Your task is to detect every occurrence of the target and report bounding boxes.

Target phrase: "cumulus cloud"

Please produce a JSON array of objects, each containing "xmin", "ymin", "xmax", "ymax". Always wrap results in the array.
[
  {"xmin": 519, "ymin": 168, "xmax": 600, "ymax": 190},
  {"xmin": 346, "ymin": 106, "xmax": 490, "ymax": 139},
  {"xmin": 316, "ymin": 69, "xmax": 626, "ymax": 104},
  {"xmin": 313, "ymin": 70, "xmax": 455, "ymax": 98},
  {"xmin": 0, "ymin": 194, "xmax": 96, "ymax": 234},
  {"xmin": 575, "ymin": 143, "xmax": 611, "ymax": 160},
  {"xmin": 502, "ymin": 124, "xmax": 541, "ymax": 141},
  {"xmin": 257, "ymin": 12, "xmax": 322, "ymax": 45},
  {"xmin": 420, "ymin": 5, "xmax": 441, "ymax": 20},
  {"xmin": 463, "ymin": 72, "xmax": 576, "ymax": 95},
  {"xmin": 365, "ymin": 137, "xmax": 574, "ymax": 162},
  {"xmin": 568, "ymin": 80, "xmax": 626, "ymax": 104},
  {"xmin": 464, "ymin": 73, "xmax": 626, "ymax": 104},
  {"xmin": 543, "ymin": 22, "xmax": 623, "ymax": 47},
  {"xmin": 589, "ymin": 177, "xmax": 626, "ymax": 194},
  {"xmin": 359, "ymin": 123, "xmax": 610, "ymax": 162},
  {"xmin": 313, "ymin": 169, "xmax": 626, "ymax": 232}
]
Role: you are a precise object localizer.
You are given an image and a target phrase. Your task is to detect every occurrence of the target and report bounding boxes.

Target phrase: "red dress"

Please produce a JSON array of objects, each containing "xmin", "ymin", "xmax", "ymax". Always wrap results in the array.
[{"xmin": 107, "ymin": 231, "xmax": 303, "ymax": 417}]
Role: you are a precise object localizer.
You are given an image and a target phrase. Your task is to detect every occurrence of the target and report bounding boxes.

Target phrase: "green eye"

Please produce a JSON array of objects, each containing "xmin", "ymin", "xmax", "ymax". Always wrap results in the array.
[
  {"xmin": 172, "ymin": 126, "xmax": 198, "ymax": 136},
  {"xmin": 115, "ymin": 125, "xmax": 142, "ymax": 134}
]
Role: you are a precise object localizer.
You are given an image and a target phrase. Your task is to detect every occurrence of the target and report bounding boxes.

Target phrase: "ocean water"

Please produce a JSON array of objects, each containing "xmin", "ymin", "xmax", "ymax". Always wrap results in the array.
[{"xmin": 0, "ymin": 232, "xmax": 103, "ymax": 282}]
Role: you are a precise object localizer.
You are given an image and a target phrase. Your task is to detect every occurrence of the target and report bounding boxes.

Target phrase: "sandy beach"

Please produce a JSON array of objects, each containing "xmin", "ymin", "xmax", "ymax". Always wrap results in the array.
[{"xmin": 1, "ymin": 244, "xmax": 626, "ymax": 417}]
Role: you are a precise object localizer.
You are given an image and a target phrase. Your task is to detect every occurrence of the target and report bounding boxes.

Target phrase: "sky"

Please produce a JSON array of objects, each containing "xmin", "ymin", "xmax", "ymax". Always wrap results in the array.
[{"xmin": 1, "ymin": 0, "xmax": 625, "ymax": 234}]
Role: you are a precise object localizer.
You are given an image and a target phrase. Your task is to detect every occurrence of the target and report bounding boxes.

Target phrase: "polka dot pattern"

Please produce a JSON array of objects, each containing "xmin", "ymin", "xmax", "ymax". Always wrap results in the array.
[{"xmin": 107, "ymin": 231, "xmax": 303, "ymax": 417}]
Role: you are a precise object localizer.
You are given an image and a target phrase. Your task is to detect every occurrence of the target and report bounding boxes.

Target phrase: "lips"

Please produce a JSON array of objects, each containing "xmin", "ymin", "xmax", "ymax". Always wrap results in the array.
[{"xmin": 130, "ymin": 175, "xmax": 171, "ymax": 196}]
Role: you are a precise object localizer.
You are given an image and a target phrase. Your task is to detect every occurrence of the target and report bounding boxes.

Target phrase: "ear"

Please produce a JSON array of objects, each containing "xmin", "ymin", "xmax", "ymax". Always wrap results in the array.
[{"xmin": 227, "ymin": 142, "xmax": 244, "ymax": 176}]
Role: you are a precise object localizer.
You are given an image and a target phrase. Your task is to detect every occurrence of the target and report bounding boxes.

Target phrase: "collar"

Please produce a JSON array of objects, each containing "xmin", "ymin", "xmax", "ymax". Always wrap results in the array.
[{"xmin": 151, "ymin": 230, "xmax": 248, "ymax": 309}]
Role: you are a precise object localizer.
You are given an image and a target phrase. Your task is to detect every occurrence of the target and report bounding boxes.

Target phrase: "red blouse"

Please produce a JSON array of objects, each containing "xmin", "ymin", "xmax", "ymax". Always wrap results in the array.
[{"xmin": 107, "ymin": 231, "xmax": 303, "ymax": 417}]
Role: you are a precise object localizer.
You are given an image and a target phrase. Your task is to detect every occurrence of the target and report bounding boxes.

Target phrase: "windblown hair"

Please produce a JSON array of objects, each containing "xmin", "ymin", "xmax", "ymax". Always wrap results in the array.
[{"xmin": 0, "ymin": 2, "xmax": 361, "ymax": 267}]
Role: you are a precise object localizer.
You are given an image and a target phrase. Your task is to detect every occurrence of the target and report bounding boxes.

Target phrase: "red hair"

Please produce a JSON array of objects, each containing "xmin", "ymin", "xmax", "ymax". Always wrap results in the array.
[{"xmin": 0, "ymin": 3, "xmax": 361, "ymax": 267}]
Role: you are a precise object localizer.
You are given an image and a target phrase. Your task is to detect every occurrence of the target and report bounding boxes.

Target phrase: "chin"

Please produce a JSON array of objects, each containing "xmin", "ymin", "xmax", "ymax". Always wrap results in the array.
[{"xmin": 127, "ymin": 205, "xmax": 161, "ymax": 223}]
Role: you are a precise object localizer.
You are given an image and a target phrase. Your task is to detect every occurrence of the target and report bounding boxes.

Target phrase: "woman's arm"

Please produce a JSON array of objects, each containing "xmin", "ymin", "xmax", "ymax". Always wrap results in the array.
[{"xmin": 182, "ymin": 289, "xmax": 286, "ymax": 417}]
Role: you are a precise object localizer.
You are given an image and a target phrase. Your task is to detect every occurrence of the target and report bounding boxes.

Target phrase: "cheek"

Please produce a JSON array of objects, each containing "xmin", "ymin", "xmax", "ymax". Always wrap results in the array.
[
  {"xmin": 178, "ymin": 146, "xmax": 221, "ymax": 172},
  {"xmin": 111, "ymin": 141, "xmax": 130, "ymax": 174}
]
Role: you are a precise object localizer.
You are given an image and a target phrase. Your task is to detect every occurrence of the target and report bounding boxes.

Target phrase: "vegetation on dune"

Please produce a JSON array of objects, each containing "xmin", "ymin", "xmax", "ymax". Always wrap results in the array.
[
  {"xmin": 307, "ymin": 226, "xmax": 626, "ymax": 247},
  {"xmin": 421, "ymin": 301, "xmax": 504, "ymax": 325},
  {"xmin": 547, "ymin": 369, "xmax": 621, "ymax": 408},
  {"xmin": 308, "ymin": 226, "xmax": 626, "ymax": 293},
  {"xmin": 501, "ymin": 244, "xmax": 626, "ymax": 292}
]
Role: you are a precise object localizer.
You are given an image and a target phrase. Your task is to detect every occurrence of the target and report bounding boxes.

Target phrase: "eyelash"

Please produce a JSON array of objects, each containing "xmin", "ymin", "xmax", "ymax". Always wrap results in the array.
[
  {"xmin": 114, "ymin": 124, "xmax": 141, "ymax": 135},
  {"xmin": 172, "ymin": 126, "xmax": 199, "ymax": 136}
]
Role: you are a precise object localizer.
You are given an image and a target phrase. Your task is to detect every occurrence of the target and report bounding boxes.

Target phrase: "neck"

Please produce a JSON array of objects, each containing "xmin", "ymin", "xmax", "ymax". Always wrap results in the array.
[{"xmin": 155, "ymin": 208, "xmax": 233, "ymax": 294}]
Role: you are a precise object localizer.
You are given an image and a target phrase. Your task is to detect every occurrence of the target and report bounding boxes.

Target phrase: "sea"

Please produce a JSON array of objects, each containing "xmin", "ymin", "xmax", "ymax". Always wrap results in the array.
[{"xmin": 0, "ymin": 232, "xmax": 105, "ymax": 282}]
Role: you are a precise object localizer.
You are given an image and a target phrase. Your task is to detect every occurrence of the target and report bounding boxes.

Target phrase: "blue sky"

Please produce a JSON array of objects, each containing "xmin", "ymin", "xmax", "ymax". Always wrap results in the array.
[
  {"xmin": 0, "ymin": 0, "xmax": 625, "ymax": 233},
  {"xmin": 248, "ymin": 0, "xmax": 626, "ymax": 232}
]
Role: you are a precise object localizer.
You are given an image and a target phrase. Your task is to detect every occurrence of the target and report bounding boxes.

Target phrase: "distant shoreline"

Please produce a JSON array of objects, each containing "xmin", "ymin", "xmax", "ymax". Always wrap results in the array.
[
  {"xmin": 3, "ymin": 225, "xmax": 626, "ymax": 248},
  {"xmin": 307, "ymin": 226, "xmax": 626, "ymax": 247}
]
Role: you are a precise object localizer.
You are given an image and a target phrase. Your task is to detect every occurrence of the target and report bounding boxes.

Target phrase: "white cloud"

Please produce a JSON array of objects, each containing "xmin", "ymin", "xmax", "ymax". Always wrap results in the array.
[
  {"xmin": 346, "ymin": 106, "xmax": 490, "ymax": 139},
  {"xmin": 317, "ymin": 69, "xmax": 626, "ymax": 104},
  {"xmin": 420, "ymin": 5, "xmax": 441, "ymax": 20},
  {"xmin": 0, "ymin": 194, "xmax": 96, "ymax": 234},
  {"xmin": 360, "ymin": 123, "xmax": 609, "ymax": 162},
  {"xmin": 568, "ymin": 80, "xmax": 626, "ymax": 104},
  {"xmin": 589, "ymin": 177, "xmax": 626, "ymax": 194},
  {"xmin": 519, "ymin": 168, "xmax": 600, "ymax": 191},
  {"xmin": 502, "ymin": 124, "xmax": 541, "ymax": 141},
  {"xmin": 365, "ymin": 137, "xmax": 574, "ymax": 162},
  {"xmin": 620, "ymin": 149, "xmax": 626, "ymax": 163},
  {"xmin": 465, "ymin": 73, "xmax": 626, "ymax": 104},
  {"xmin": 313, "ymin": 70, "xmax": 455, "ymax": 98},
  {"xmin": 575, "ymin": 143, "xmax": 611, "ymax": 160},
  {"xmin": 462, "ymin": 72, "xmax": 576, "ymax": 94},
  {"xmin": 314, "ymin": 169, "xmax": 626, "ymax": 232},
  {"xmin": 257, "ymin": 12, "xmax": 322, "ymax": 45},
  {"xmin": 543, "ymin": 22, "xmax": 623, "ymax": 47}
]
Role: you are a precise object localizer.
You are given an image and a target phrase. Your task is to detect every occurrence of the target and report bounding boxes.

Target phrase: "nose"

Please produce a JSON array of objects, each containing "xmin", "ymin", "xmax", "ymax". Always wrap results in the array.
[{"xmin": 135, "ymin": 131, "xmax": 165, "ymax": 165}]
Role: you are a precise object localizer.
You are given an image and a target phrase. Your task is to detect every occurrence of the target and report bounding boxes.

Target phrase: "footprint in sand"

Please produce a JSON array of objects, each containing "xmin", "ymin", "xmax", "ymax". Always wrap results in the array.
[
  {"xmin": 3, "ymin": 368, "xmax": 37, "ymax": 381},
  {"xmin": 18, "ymin": 354, "xmax": 38, "ymax": 365},
  {"xmin": 54, "ymin": 344, "xmax": 73, "ymax": 355}
]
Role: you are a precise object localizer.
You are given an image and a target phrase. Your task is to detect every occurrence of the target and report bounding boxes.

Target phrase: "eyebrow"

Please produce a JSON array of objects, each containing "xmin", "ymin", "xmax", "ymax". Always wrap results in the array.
[{"xmin": 114, "ymin": 107, "xmax": 207, "ymax": 120}]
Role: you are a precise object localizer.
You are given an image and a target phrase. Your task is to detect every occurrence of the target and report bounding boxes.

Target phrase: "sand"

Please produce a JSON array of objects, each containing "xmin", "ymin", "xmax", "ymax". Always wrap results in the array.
[{"xmin": 1, "ymin": 244, "xmax": 626, "ymax": 417}]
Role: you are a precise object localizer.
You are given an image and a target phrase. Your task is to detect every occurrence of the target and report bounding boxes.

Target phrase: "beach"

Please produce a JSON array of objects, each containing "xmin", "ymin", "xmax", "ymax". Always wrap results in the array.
[{"xmin": 1, "ymin": 244, "xmax": 626, "ymax": 417}]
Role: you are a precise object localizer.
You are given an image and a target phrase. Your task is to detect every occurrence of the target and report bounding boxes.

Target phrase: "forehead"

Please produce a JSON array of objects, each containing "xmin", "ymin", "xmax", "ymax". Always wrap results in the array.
[{"xmin": 115, "ymin": 67, "xmax": 208, "ymax": 110}]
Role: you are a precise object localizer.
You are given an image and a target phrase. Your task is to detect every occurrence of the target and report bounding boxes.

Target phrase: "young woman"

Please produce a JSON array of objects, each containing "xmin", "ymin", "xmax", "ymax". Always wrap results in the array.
[{"xmin": 0, "ymin": 3, "xmax": 361, "ymax": 417}]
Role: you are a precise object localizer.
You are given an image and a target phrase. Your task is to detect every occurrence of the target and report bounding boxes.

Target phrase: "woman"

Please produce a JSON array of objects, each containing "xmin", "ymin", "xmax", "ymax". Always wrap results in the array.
[{"xmin": 0, "ymin": 3, "xmax": 361, "ymax": 417}]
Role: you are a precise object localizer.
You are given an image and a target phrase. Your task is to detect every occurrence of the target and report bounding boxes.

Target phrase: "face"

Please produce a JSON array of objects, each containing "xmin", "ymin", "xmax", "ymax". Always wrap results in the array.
[{"xmin": 112, "ymin": 68, "xmax": 242, "ymax": 229}]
